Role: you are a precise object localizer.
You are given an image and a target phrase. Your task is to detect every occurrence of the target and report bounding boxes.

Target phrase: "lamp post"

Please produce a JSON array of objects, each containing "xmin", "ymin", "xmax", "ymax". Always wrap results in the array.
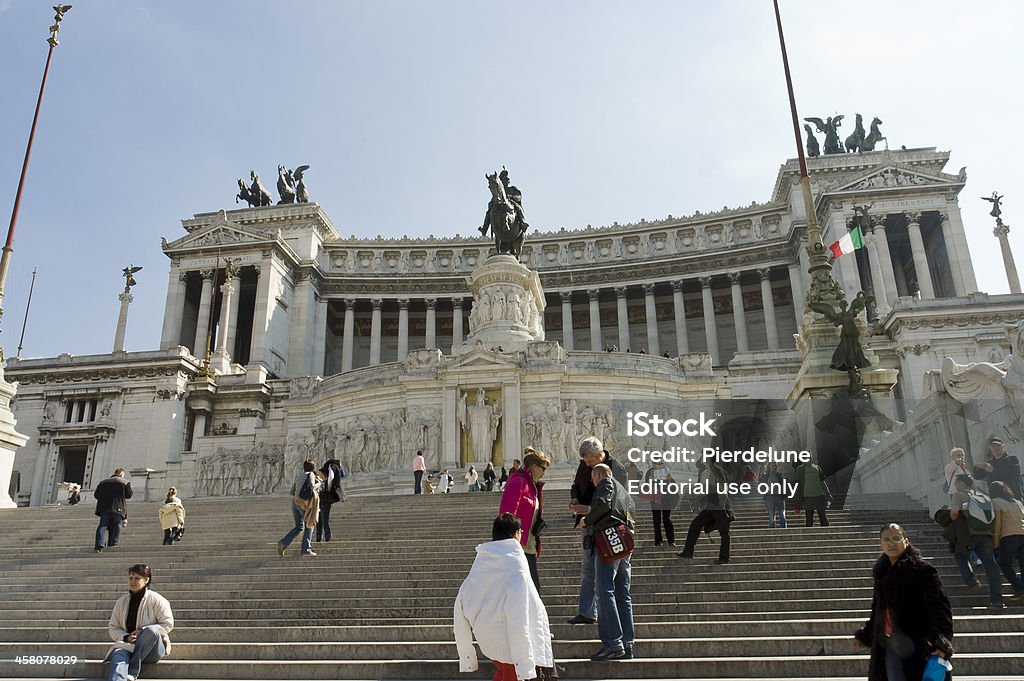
[{"xmin": 0, "ymin": 5, "xmax": 71, "ymax": 351}]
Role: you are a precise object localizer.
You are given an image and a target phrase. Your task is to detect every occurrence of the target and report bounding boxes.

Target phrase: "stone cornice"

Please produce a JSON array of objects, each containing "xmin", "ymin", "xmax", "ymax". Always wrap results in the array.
[
  {"xmin": 181, "ymin": 203, "xmax": 339, "ymax": 241},
  {"xmin": 881, "ymin": 293, "xmax": 1024, "ymax": 338},
  {"xmin": 5, "ymin": 349, "xmax": 201, "ymax": 387}
]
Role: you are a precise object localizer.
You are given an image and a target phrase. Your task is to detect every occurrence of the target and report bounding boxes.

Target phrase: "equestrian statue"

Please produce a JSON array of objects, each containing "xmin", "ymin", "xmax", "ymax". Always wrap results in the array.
[{"xmin": 480, "ymin": 167, "xmax": 529, "ymax": 259}]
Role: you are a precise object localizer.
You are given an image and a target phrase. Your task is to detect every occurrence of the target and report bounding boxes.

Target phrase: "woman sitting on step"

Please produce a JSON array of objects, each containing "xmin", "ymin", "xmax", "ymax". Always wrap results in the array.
[
  {"xmin": 854, "ymin": 523, "xmax": 953, "ymax": 681},
  {"xmin": 104, "ymin": 564, "xmax": 174, "ymax": 681}
]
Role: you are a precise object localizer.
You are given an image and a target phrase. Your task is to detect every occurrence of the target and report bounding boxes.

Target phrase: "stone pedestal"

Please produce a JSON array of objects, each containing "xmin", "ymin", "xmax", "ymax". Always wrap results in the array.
[
  {"xmin": 0, "ymin": 377, "xmax": 30, "ymax": 508},
  {"xmin": 458, "ymin": 255, "xmax": 546, "ymax": 354},
  {"xmin": 787, "ymin": 314, "xmax": 898, "ymax": 507}
]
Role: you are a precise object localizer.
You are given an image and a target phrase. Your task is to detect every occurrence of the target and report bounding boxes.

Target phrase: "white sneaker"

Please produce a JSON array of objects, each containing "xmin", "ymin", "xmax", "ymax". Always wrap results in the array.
[{"xmin": 127, "ymin": 676, "xmax": 136, "ymax": 681}]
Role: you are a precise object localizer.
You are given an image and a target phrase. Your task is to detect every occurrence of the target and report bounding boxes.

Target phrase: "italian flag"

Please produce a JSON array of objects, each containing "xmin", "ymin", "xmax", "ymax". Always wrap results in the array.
[{"xmin": 828, "ymin": 226, "xmax": 864, "ymax": 259}]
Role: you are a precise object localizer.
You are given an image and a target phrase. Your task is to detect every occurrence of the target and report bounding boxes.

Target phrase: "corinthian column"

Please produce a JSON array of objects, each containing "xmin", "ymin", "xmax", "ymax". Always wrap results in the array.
[
  {"xmin": 995, "ymin": 220, "xmax": 1022, "ymax": 294},
  {"xmin": 587, "ymin": 289, "xmax": 602, "ymax": 350},
  {"xmin": 193, "ymin": 269, "xmax": 215, "ymax": 358},
  {"xmin": 452, "ymin": 298, "xmax": 464, "ymax": 347},
  {"xmin": 728, "ymin": 272, "xmax": 748, "ymax": 353},
  {"xmin": 905, "ymin": 211, "xmax": 935, "ymax": 298},
  {"xmin": 643, "ymin": 283, "xmax": 660, "ymax": 356},
  {"xmin": 397, "ymin": 298, "xmax": 410, "ymax": 360},
  {"xmin": 758, "ymin": 269, "xmax": 779, "ymax": 351},
  {"xmin": 700, "ymin": 276, "xmax": 719, "ymax": 365},
  {"xmin": 671, "ymin": 280, "xmax": 688, "ymax": 355},
  {"xmin": 369, "ymin": 298, "xmax": 383, "ymax": 365},
  {"xmin": 615, "ymin": 287, "xmax": 629, "ymax": 351},
  {"xmin": 872, "ymin": 218, "xmax": 899, "ymax": 303},
  {"xmin": 864, "ymin": 232, "xmax": 890, "ymax": 313},
  {"xmin": 425, "ymin": 298, "xmax": 437, "ymax": 349},
  {"xmin": 560, "ymin": 291, "xmax": 574, "ymax": 350},
  {"xmin": 341, "ymin": 298, "xmax": 355, "ymax": 372}
]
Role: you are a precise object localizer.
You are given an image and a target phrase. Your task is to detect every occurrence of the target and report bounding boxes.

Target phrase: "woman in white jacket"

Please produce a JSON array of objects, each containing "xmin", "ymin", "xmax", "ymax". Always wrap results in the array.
[
  {"xmin": 105, "ymin": 564, "xmax": 173, "ymax": 681},
  {"xmin": 157, "ymin": 488, "xmax": 185, "ymax": 545},
  {"xmin": 454, "ymin": 513, "xmax": 554, "ymax": 681}
]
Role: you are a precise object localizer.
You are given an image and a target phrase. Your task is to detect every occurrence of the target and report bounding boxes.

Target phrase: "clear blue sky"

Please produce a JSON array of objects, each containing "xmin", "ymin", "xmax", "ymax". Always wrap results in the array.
[{"xmin": 1, "ymin": 1, "xmax": 1021, "ymax": 358}]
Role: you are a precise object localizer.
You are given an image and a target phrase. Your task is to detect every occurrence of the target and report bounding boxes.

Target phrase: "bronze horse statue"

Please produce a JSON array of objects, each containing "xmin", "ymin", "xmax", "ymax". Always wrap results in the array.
[
  {"xmin": 862, "ymin": 117, "xmax": 885, "ymax": 151},
  {"xmin": 484, "ymin": 171, "xmax": 526, "ymax": 258},
  {"xmin": 845, "ymin": 114, "xmax": 865, "ymax": 153}
]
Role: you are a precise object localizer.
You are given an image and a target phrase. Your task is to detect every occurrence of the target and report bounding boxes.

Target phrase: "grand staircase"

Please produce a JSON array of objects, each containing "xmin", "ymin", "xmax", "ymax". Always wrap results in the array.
[{"xmin": 1, "ymin": 487, "xmax": 1022, "ymax": 680}]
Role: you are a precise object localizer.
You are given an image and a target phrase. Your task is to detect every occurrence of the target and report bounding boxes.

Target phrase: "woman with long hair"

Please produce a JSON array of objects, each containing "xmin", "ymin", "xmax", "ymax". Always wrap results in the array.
[{"xmin": 157, "ymin": 487, "xmax": 184, "ymax": 545}]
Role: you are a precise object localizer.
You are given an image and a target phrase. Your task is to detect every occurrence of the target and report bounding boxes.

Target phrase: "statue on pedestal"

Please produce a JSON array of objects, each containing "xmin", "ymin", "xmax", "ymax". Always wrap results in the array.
[
  {"xmin": 810, "ymin": 291, "xmax": 873, "ymax": 372},
  {"xmin": 481, "ymin": 168, "xmax": 528, "ymax": 259},
  {"xmin": 459, "ymin": 388, "xmax": 502, "ymax": 461},
  {"xmin": 982, "ymin": 192, "xmax": 1004, "ymax": 219}
]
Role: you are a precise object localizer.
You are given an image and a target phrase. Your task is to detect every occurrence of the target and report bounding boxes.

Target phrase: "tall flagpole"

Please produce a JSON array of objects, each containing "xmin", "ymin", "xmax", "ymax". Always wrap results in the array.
[
  {"xmin": 771, "ymin": 0, "xmax": 846, "ymax": 314},
  {"xmin": 0, "ymin": 6, "xmax": 72, "ymax": 346}
]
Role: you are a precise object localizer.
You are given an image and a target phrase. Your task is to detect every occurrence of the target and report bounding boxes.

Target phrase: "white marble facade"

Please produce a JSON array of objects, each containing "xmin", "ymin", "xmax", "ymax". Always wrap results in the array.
[{"xmin": 5, "ymin": 146, "xmax": 1015, "ymax": 505}]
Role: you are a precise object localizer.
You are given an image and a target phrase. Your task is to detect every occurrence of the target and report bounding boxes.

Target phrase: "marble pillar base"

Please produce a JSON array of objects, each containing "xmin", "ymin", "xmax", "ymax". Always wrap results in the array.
[
  {"xmin": 0, "ymin": 377, "xmax": 29, "ymax": 508},
  {"xmin": 456, "ymin": 255, "xmax": 547, "ymax": 355}
]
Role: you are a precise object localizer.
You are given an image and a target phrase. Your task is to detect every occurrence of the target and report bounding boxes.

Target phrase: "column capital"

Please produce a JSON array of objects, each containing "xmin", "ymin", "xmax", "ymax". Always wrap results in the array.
[
  {"xmin": 199, "ymin": 269, "xmax": 215, "ymax": 281},
  {"xmin": 425, "ymin": 298, "xmax": 437, "ymax": 309},
  {"xmin": 560, "ymin": 291, "xmax": 574, "ymax": 304},
  {"xmin": 642, "ymin": 282, "xmax": 656, "ymax": 296},
  {"xmin": 178, "ymin": 272, "xmax": 190, "ymax": 283},
  {"xmin": 118, "ymin": 291, "xmax": 134, "ymax": 305},
  {"xmin": 370, "ymin": 298, "xmax": 383, "ymax": 310},
  {"xmin": 727, "ymin": 272, "xmax": 742, "ymax": 285},
  {"xmin": 343, "ymin": 297, "xmax": 357, "ymax": 309},
  {"xmin": 614, "ymin": 286, "xmax": 628, "ymax": 298},
  {"xmin": 905, "ymin": 210, "xmax": 922, "ymax": 224},
  {"xmin": 870, "ymin": 216, "xmax": 887, "ymax": 231},
  {"xmin": 220, "ymin": 280, "xmax": 235, "ymax": 295},
  {"xmin": 251, "ymin": 264, "xmax": 262, "ymax": 275},
  {"xmin": 995, "ymin": 222, "xmax": 1011, "ymax": 239},
  {"xmin": 757, "ymin": 268, "xmax": 772, "ymax": 281},
  {"xmin": 699, "ymin": 275, "xmax": 714, "ymax": 289},
  {"xmin": 670, "ymin": 279, "xmax": 684, "ymax": 293},
  {"xmin": 452, "ymin": 297, "xmax": 464, "ymax": 309},
  {"xmin": 397, "ymin": 298, "xmax": 410, "ymax": 310},
  {"xmin": 587, "ymin": 288, "xmax": 601, "ymax": 301}
]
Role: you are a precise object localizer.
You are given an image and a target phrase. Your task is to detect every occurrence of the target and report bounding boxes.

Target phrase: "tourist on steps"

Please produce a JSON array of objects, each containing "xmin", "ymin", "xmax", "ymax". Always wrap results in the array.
[
  {"xmin": 94, "ymin": 468, "xmax": 133, "ymax": 553},
  {"xmin": 949, "ymin": 474, "xmax": 1005, "ymax": 607},
  {"xmin": 794, "ymin": 460, "xmax": 830, "ymax": 527},
  {"xmin": 677, "ymin": 463, "xmax": 733, "ymax": 564},
  {"xmin": 276, "ymin": 458, "xmax": 320, "ymax": 558},
  {"xmin": 497, "ymin": 466, "xmax": 508, "ymax": 491},
  {"xmin": 989, "ymin": 481, "xmax": 1024, "ymax": 601},
  {"xmin": 483, "ymin": 462, "xmax": 497, "ymax": 492},
  {"xmin": 454, "ymin": 513, "xmax": 555, "ymax": 681},
  {"xmin": 853, "ymin": 523, "xmax": 953, "ymax": 681},
  {"xmin": 642, "ymin": 461, "xmax": 678, "ymax": 547},
  {"xmin": 412, "ymin": 449, "xmax": 426, "ymax": 494},
  {"xmin": 104, "ymin": 564, "xmax": 174, "ymax": 681},
  {"xmin": 582, "ymin": 463, "xmax": 636, "ymax": 661},
  {"xmin": 761, "ymin": 462, "xmax": 788, "ymax": 529},
  {"xmin": 568, "ymin": 438, "xmax": 630, "ymax": 625},
  {"xmin": 466, "ymin": 465, "xmax": 480, "ymax": 492},
  {"xmin": 157, "ymin": 488, "xmax": 184, "ymax": 545},
  {"xmin": 499, "ymin": 447, "xmax": 550, "ymax": 592}
]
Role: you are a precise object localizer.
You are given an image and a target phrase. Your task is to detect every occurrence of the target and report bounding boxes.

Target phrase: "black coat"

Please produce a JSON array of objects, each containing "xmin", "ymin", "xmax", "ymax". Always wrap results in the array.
[
  {"xmin": 854, "ymin": 545, "xmax": 953, "ymax": 681},
  {"xmin": 570, "ymin": 455, "xmax": 629, "ymax": 526},
  {"xmin": 974, "ymin": 453, "xmax": 1023, "ymax": 499},
  {"xmin": 93, "ymin": 476, "xmax": 132, "ymax": 517}
]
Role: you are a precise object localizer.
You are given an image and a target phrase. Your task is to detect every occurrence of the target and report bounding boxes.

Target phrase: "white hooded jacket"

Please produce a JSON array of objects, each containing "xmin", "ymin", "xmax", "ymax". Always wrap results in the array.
[{"xmin": 453, "ymin": 538, "xmax": 553, "ymax": 679}]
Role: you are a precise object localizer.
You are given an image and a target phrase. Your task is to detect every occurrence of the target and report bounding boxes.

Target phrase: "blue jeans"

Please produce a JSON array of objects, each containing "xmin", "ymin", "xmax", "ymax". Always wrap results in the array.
[
  {"xmin": 96, "ymin": 511, "xmax": 124, "ymax": 550},
  {"xmin": 279, "ymin": 501, "xmax": 313, "ymax": 554},
  {"xmin": 954, "ymin": 534, "xmax": 1004, "ymax": 604},
  {"xmin": 576, "ymin": 529, "xmax": 597, "ymax": 619},
  {"xmin": 765, "ymin": 497, "xmax": 787, "ymax": 528},
  {"xmin": 107, "ymin": 625, "xmax": 165, "ymax": 681},
  {"xmin": 595, "ymin": 553, "xmax": 634, "ymax": 650},
  {"xmin": 996, "ymin": 534, "xmax": 1024, "ymax": 594}
]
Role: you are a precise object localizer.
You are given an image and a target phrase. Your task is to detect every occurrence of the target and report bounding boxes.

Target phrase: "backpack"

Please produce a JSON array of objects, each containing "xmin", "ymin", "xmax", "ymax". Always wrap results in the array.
[
  {"xmin": 298, "ymin": 473, "xmax": 315, "ymax": 500},
  {"xmin": 965, "ymin": 489, "xmax": 996, "ymax": 531}
]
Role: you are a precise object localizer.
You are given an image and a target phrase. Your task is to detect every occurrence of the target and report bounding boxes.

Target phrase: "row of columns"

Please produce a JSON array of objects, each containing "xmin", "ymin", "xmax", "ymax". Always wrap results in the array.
[
  {"xmin": 834, "ymin": 209, "xmax": 976, "ymax": 310},
  {"xmin": 559, "ymin": 268, "xmax": 793, "ymax": 362},
  {"xmin": 343, "ymin": 297, "xmax": 456, "ymax": 371}
]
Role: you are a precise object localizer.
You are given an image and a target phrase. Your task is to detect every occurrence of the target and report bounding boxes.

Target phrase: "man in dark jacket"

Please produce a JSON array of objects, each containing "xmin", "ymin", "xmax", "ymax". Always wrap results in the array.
[
  {"xmin": 94, "ymin": 468, "xmax": 132, "ymax": 552},
  {"xmin": 567, "ymin": 437, "xmax": 629, "ymax": 625},
  {"xmin": 974, "ymin": 437, "xmax": 1023, "ymax": 500},
  {"xmin": 583, "ymin": 463, "xmax": 634, "ymax": 661},
  {"xmin": 677, "ymin": 463, "xmax": 733, "ymax": 564}
]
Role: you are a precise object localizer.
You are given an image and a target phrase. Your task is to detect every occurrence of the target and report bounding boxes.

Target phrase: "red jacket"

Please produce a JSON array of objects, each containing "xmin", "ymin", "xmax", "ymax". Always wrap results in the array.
[{"xmin": 499, "ymin": 468, "xmax": 544, "ymax": 557}]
